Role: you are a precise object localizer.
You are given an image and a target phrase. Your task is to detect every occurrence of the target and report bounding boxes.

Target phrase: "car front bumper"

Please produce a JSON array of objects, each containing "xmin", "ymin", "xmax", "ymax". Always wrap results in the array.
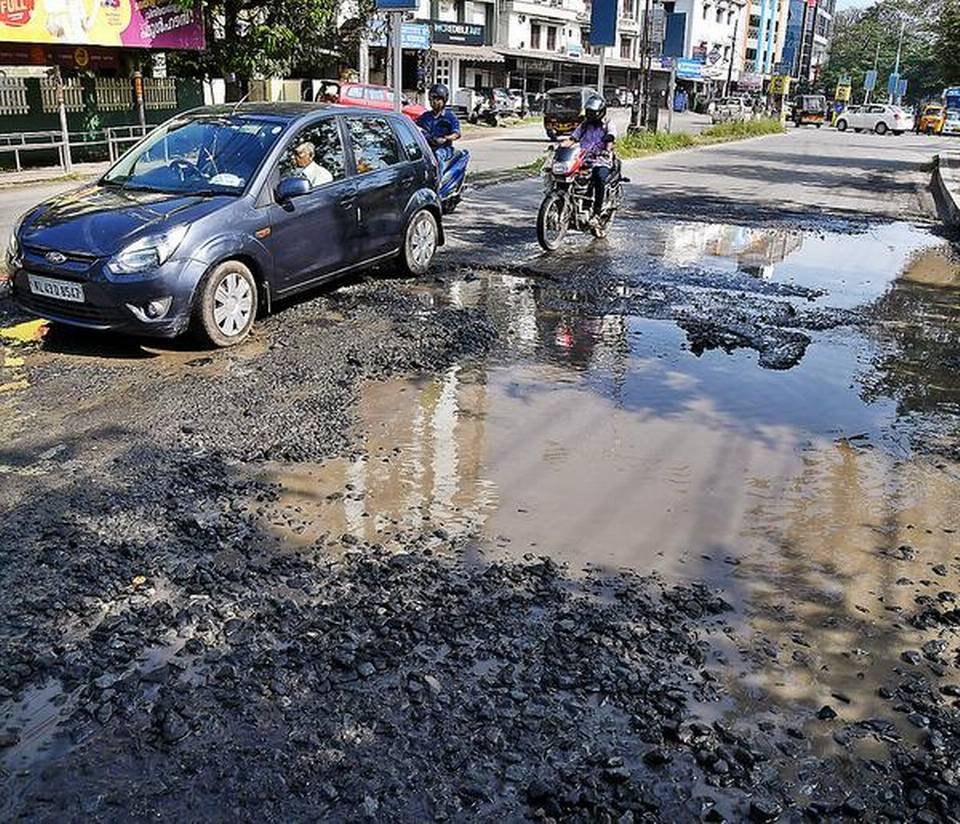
[{"xmin": 10, "ymin": 256, "xmax": 208, "ymax": 338}]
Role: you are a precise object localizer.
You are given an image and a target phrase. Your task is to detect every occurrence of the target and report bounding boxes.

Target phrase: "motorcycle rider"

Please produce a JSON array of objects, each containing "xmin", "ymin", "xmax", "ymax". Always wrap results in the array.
[
  {"xmin": 562, "ymin": 95, "xmax": 617, "ymax": 228},
  {"xmin": 417, "ymin": 83, "xmax": 461, "ymax": 169}
]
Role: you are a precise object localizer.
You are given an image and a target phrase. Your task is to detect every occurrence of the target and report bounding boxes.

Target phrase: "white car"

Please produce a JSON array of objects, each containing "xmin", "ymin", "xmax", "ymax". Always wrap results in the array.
[
  {"xmin": 943, "ymin": 109, "xmax": 960, "ymax": 135},
  {"xmin": 835, "ymin": 104, "xmax": 914, "ymax": 135},
  {"xmin": 711, "ymin": 97, "xmax": 753, "ymax": 123}
]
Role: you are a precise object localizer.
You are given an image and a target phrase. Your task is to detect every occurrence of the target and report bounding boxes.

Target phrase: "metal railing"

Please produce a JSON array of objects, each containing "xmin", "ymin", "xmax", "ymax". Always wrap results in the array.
[
  {"xmin": 106, "ymin": 124, "xmax": 151, "ymax": 161},
  {"xmin": 0, "ymin": 78, "xmax": 29, "ymax": 117},
  {"xmin": 0, "ymin": 123, "xmax": 154, "ymax": 172}
]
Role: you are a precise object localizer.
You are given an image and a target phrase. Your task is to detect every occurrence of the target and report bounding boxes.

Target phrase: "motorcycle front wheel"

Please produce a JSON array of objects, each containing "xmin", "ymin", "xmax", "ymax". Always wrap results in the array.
[{"xmin": 537, "ymin": 192, "xmax": 569, "ymax": 252}]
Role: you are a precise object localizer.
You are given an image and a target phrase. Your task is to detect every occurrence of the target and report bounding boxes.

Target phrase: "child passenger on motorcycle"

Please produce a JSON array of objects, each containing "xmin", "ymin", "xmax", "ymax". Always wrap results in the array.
[
  {"xmin": 562, "ymin": 95, "xmax": 616, "ymax": 227},
  {"xmin": 417, "ymin": 84, "xmax": 461, "ymax": 169}
]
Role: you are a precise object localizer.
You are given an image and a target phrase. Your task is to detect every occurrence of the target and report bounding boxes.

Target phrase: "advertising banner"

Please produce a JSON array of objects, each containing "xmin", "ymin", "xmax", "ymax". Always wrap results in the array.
[
  {"xmin": 887, "ymin": 71, "xmax": 899, "ymax": 97},
  {"xmin": 675, "ymin": 58, "xmax": 703, "ymax": 80},
  {"xmin": 740, "ymin": 72, "xmax": 763, "ymax": 90},
  {"xmin": 375, "ymin": 0, "xmax": 419, "ymax": 9},
  {"xmin": 589, "ymin": 0, "xmax": 616, "ymax": 47},
  {"xmin": 863, "ymin": 69, "xmax": 877, "ymax": 92},
  {"xmin": 369, "ymin": 19, "xmax": 430, "ymax": 49},
  {"xmin": 0, "ymin": 0, "xmax": 204, "ymax": 50}
]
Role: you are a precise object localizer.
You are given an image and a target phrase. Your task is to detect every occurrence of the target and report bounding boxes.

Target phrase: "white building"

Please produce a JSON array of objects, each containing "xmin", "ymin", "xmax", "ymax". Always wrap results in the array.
[{"xmin": 667, "ymin": 0, "xmax": 749, "ymax": 87}]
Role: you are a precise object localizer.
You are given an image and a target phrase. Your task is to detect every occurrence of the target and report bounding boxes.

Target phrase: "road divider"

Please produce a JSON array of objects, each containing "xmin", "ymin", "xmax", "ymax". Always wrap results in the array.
[
  {"xmin": 933, "ymin": 152, "xmax": 960, "ymax": 225},
  {"xmin": 616, "ymin": 118, "xmax": 785, "ymax": 158}
]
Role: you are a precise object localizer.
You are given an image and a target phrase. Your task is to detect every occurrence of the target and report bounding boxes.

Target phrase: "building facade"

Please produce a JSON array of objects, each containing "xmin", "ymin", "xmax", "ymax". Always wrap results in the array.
[{"xmin": 664, "ymin": 0, "xmax": 749, "ymax": 88}]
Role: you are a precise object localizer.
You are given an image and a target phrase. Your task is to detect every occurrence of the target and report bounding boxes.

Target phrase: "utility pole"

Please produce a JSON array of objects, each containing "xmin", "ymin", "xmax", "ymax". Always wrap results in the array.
[
  {"xmin": 52, "ymin": 66, "xmax": 72, "ymax": 174},
  {"xmin": 864, "ymin": 41, "xmax": 880, "ymax": 104},
  {"xmin": 631, "ymin": 0, "xmax": 651, "ymax": 130},
  {"xmin": 724, "ymin": 16, "xmax": 738, "ymax": 97},
  {"xmin": 892, "ymin": 16, "xmax": 905, "ymax": 103},
  {"xmin": 598, "ymin": 47, "xmax": 607, "ymax": 96},
  {"xmin": 391, "ymin": 11, "xmax": 403, "ymax": 112}
]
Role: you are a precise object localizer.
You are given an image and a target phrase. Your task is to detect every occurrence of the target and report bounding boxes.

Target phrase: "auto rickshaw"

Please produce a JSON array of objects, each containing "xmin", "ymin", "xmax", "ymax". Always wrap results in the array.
[
  {"xmin": 918, "ymin": 103, "xmax": 946, "ymax": 135},
  {"xmin": 791, "ymin": 94, "xmax": 827, "ymax": 127},
  {"xmin": 543, "ymin": 86, "xmax": 598, "ymax": 140}
]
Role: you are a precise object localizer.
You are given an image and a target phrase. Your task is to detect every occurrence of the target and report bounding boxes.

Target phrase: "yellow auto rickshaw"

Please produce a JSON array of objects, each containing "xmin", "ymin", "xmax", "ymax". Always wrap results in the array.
[
  {"xmin": 918, "ymin": 103, "xmax": 945, "ymax": 135},
  {"xmin": 543, "ymin": 86, "xmax": 598, "ymax": 140}
]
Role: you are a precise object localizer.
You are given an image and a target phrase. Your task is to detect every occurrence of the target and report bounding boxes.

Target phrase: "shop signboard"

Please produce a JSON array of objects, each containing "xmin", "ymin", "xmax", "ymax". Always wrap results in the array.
[
  {"xmin": 370, "ymin": 19, "xmax": 431, "ymax": 49},
  {"xmin": 0, "ymin": 0, "xmax": 204, "ymax": 50},
  {"xmin": 769, "ymin": 74, "xmax": 791, "ymax": 95},
  {"xmin": 376, "ymin": 0, "xmax": 419, "ymax": 8},
  {"xmin": 431, "ymin": 21, "xmax": 483, "ymax": 46},
  {"xmin": 740, "ymin": 72, "xmax": 763, "ymax": 90},
  {"xmin": 675, "ymin": 58, "xmax": 703, "ymax": 80},
  {"xmin": 835, "ymin": 82, "xmax": 851, "ymax": 102}
]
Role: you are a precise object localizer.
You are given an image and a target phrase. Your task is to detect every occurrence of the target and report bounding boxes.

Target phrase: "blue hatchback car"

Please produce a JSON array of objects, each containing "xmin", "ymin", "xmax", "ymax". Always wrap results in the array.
[{"xmin": 8, "ymin": 103, "xmax": 443, "ymax": 346}]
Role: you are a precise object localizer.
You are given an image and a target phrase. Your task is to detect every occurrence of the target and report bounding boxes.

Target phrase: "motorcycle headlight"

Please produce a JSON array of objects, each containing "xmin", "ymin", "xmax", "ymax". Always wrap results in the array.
[{"xmin": 108, "ymin": 224, "xmax": 188, "ymax": 275}]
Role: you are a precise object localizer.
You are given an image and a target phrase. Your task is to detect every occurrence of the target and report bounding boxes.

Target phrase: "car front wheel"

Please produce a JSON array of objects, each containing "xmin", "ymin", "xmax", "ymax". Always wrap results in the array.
[
  {"xmin": 401, "ymin": 209, "xmax": 439, "ymax": 276},
  {"xmin": 836, "ymin": 119, "xmax": 847, "ymax": 132},
  {"xmin": 195, "ymin": 260, "xmax": 258, "ymax": 347}
]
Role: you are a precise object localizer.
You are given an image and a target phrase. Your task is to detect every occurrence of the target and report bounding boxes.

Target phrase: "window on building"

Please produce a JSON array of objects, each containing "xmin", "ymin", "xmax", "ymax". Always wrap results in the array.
[
  {"xmin": 724, "ymin": 44, "xmax": 731, "ymax": 60},
  {"xmin": 546, "ymin": 25, "xmax": 557, "ymax": 50},
  {"xmin": 531, "ymin": 23, "xmax": 541, "ymax": 50},
  {"xmin": 728, "ymin": 10, "xmax": 735, "ymax": 23},
  {"xmin": 620, "ymin": 36, "xmax": 632, "ymax": 60},
  {"xmin": 435, "ymin": 58, "xmax": 451, "ymax": 88},
  {"xmin": 716, "ymin": 6, "xmax": 723, "ymax": 23},
  {"xmin": 702, "ymin": 3, "xmax": 710, "ymax": 20},
  {"xmin": 745, "ymin": 47, "xmax": 757, "ymax": 60},
  {"xmin": 749, "ymin": 14, "xmax": 760, "ymax": 26},
  {"xmin": 623, "ymin": 0, "xmax": 635, "ymax": 17}
]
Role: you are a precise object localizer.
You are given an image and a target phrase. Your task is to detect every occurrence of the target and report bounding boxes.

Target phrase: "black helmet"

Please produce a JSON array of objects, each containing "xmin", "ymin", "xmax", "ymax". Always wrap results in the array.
[
  {"xmin": 429, "ymin": 83, "xmax": 450, "ymax": 103},
  {"xmin": 584, "ymin": 95, "xmax": 606, "ymax": 123}
]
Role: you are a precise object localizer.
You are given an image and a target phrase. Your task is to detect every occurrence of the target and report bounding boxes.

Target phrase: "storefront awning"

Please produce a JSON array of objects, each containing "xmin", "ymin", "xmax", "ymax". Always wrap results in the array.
[{"xmin": 432, "ymin": 44, "xmax": 505, "ymax": 63}]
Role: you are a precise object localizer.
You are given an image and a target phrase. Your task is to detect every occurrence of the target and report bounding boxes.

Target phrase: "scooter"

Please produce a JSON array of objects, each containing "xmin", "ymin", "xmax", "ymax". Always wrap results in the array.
[{"xmin": 431, "ymin": 143, "xmax": 469, "ymax": 215}]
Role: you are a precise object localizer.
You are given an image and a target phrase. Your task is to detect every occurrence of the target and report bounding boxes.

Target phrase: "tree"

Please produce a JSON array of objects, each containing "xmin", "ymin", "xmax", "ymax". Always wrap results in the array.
[
  {"xmin": 168, "ymin": 0, "xmax": 353, "ymax": 93},
  {"xmin": 821, "ymin": 0, "xmax": 940, "ymax": 103},
  {"xmin": 934, "ymin": 0, "xmax": 960, "ymax": 87}
]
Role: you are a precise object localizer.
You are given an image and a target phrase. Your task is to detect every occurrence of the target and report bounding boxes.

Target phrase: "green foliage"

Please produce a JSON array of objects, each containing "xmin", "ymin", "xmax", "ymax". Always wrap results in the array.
[
  {"xmin": 698, "ymin": 118, "xmax": 786, "ymax": 140},
  {"xmin": 821, "ymin": 0, "xmax": 941, "ymax": 102},
  {"xmin": 615, "ymin": 119, "xmax": 782, "ymax": 159},
  {"xmin": 169, "ymin": 0, "xmax": 343, "ymax": 82},
  {"xmin": 934, "ymin": 0, "xmax": 960, "ymax": 89}
]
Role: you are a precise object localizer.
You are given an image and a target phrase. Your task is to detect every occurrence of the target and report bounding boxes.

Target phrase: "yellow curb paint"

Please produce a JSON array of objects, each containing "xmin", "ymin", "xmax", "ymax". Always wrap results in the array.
[
  {"xmin": 0, "ymin": 379, "xmax": 29, "ymax": 393},
  {"xmin": 2, "ymin": 355, "xmax": 25, "ymax": 368},
  {"xmin": 0, "ymin": 319, "xmax": 47, "ymax": 343}
]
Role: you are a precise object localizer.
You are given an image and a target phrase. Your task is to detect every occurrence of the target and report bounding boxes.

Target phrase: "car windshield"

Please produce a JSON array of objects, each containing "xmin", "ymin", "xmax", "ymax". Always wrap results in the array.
[
  {"xmin": 102, "ymin": 114, "xmax": 285, "ymax": 195},
  {"xmin": 546, "ymin": 93, "xmax": 583, "ymax": 113}
]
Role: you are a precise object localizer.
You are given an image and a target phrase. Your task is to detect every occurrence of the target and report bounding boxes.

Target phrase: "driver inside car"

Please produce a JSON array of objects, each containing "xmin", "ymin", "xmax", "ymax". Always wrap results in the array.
[
  {"xmin": 562, "ymin": 95, "xmax": 616, "ymax": 228},
  {"xmin": 289, "ymin": 141, "xmax": 332, "ymax": 189}
]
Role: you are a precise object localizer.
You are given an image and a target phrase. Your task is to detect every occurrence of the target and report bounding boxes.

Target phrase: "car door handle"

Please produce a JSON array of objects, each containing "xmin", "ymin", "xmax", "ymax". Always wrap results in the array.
[{"xmin": 339, "ymin": 195, "xmax": 355, "ymax": 208}]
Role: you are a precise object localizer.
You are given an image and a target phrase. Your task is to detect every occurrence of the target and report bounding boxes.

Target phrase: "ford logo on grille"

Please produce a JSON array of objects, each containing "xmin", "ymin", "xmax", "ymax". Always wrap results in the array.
[{"xmin": 45, "ymin": 251, "xmax": 67, "ymax": 265}]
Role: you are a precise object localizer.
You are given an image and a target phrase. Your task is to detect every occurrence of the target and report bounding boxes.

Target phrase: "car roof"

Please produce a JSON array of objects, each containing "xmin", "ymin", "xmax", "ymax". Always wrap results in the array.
[
  {"xmin": 183, "ymin": 102, "xmax": 401, "ymax": 121},
  {"xmin": 547, "ymin": 86, "xmax": 597, "ymax": 94}
]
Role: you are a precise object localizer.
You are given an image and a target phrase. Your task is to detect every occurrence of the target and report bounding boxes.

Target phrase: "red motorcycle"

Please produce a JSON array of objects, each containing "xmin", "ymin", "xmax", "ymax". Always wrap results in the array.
[{"xmin": 536, "ymin": 141, "xmax": 624, "ymax": 251}]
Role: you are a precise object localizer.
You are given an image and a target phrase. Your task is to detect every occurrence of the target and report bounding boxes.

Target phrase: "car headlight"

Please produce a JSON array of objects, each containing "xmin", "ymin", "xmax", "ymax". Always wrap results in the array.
[{"xmin": 108, "ymin": 224, "xmax": 188, "ymax": 275}]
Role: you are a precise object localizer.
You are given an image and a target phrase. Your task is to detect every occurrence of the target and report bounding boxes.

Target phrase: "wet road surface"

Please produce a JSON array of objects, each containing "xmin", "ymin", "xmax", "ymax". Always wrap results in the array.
[{"xmin": 1, "ymin": 128, "xmax": 960, "ymax": 822}]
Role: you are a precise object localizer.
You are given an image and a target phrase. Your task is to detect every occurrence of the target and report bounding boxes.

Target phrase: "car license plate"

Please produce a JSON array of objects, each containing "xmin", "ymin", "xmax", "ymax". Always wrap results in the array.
[{"xmin": 28, "ymin": 274, "xmax": 84, "ymax": 303}]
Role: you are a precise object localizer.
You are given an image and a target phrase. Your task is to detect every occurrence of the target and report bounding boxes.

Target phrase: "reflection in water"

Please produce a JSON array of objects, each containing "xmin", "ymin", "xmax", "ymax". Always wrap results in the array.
[
  {"xmin": 256, "ymin": 218, "xmax": 960, "ymax": 767},
  {"xmin": 650, "ymin": 222, "xmax": 804, "ymax": 278}
]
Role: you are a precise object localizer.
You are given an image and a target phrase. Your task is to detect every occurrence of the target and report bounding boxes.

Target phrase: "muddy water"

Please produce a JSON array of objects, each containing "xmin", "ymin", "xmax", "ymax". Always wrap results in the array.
[{"xmin": 260, "ymin": 219, "xmax": 960, "ymax": 764}]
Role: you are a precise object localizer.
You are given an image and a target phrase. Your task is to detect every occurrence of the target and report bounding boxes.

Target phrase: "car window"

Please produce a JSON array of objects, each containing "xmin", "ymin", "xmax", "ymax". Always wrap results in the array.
[
  {"xmin": 276, "ymin": 118, "xmax": 346, "ymax": 189},
  {"xmin": 346, "ymin": 117, "xmax": 402, "ymax": 174},
  {"xmin": 366, "ymin": 88, "xmax": 387, "ymax": 102},
  {"xmin": 344, "ymin": 86, "xmax": 363, "ymax": 100},
  {"xmin": 393, "ymin": 118, "xmax": 424, "ymax": 161}
]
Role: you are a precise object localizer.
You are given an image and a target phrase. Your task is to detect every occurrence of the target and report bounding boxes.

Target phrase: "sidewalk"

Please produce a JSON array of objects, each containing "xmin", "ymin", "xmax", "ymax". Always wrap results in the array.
[{"xmin": 0, "ymin": 161, "xmax": 110, "ymax": 189}]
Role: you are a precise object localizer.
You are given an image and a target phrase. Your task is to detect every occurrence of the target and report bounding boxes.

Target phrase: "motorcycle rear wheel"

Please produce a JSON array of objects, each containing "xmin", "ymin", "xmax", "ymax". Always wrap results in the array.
[{"xmin": 537, "ymin": 193, "xmax": 569, "ymax": 252}]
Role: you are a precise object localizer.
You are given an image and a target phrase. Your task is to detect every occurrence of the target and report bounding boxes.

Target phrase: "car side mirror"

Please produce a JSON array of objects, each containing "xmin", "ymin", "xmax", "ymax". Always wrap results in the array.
[{"xmin": 276, "ymin": 177, "xmax": 310, "ymax": 202}]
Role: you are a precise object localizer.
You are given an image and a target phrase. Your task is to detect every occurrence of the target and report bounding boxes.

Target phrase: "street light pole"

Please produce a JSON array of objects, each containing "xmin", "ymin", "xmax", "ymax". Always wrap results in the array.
[
  {"xmin": 724, "ymin": 16, "xmax": 738, "ymax": 98},
  {"xmin": 391, "ymin": 11, "xmax": 403, "ymax": 113}
]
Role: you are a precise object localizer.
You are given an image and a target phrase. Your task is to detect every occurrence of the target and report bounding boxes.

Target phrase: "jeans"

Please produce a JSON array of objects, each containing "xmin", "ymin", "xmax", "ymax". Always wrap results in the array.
[{"xmin": 591, "ymin": 166, "xmax": 611, "ymax": 215}]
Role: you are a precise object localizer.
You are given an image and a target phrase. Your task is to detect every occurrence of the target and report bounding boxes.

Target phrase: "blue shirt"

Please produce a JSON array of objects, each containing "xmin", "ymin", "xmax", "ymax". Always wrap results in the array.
[{"xmin": 417, "ymin": 108, "xmax": 461, "ymax": 141}]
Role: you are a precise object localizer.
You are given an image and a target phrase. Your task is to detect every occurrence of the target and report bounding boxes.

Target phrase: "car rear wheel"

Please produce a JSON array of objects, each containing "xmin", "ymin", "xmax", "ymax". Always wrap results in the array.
[
  {"xmin": 836, "ymin": 119, "xmax": 847, "ymax": 132},
  {"xmin": 195, "ymin": 260, "xmax": 258, "ymax": 347},
  {"xmin": 875, "ymin": 121, "xmax": 888, "ymax": 135},
  {"xmin": 401, "ymin": 209, "xmax": 439, "ymax": 276}
]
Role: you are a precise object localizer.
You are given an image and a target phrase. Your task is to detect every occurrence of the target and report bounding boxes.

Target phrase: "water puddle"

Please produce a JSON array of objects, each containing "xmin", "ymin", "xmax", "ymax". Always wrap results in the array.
[{"xmin": 258, "ymin": 217, "xmax": 960, "ymax": 764}]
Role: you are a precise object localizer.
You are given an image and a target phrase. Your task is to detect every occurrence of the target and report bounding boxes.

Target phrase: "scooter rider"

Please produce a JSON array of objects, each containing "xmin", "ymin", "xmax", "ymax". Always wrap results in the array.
[
  {"xmin": 562, "ymin": 95, "xmax": 616, "ymax": 227},
  {"xmin": 417, "ymin": 83, "xmax": 461, "ymax": 167}
]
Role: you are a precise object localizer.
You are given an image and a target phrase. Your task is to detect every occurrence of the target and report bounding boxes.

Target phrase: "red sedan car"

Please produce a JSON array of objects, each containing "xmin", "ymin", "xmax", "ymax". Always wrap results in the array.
[{"xmin": 318, "ymin": 80, "xmax": 427, "ymax": 122}]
